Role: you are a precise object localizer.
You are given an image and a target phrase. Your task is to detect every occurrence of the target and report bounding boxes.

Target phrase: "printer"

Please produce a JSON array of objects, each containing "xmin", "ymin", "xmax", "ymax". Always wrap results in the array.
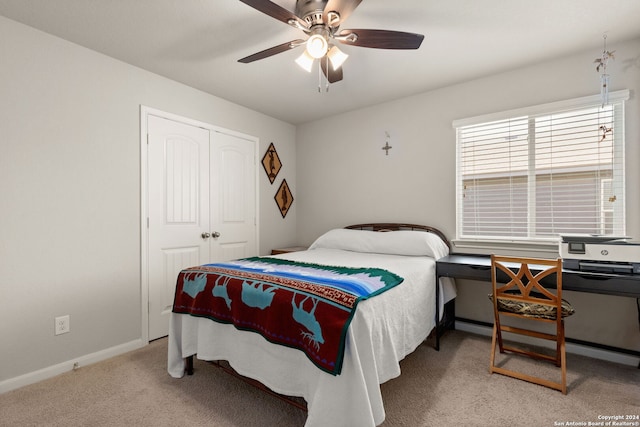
[{"xmin": 560, "ymin": 235, "xmax": 640, "ymax": 274}]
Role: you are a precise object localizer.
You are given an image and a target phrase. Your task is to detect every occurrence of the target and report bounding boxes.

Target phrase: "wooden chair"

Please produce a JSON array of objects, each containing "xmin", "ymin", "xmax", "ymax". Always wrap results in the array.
[{"xmin": 489, "ymin": 255, "xmax": 575, "ymax": 394}]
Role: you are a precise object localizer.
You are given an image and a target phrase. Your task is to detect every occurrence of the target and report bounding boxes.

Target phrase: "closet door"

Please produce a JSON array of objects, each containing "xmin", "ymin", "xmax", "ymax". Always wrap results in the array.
[
  {"xmin": 209, "ymin": 130, "xmax": 258, "ymax": 262},
  {"xmin": 147, "ymin": 115, "xmax": 211, "ymax": 341},
  {"xmin": 146, "ymin": 115, "xmax": 258, "ymax": 340}
]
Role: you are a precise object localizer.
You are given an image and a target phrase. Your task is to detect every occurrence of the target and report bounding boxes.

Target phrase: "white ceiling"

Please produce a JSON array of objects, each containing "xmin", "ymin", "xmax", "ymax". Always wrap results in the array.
[{"xmin": 1, "ymin": 0, "xmax": 639, "ymax": 125}]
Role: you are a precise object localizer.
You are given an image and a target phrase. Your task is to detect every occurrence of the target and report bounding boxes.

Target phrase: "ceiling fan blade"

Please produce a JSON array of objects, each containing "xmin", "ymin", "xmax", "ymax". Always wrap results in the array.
[
  {"xmin": 239, "ymin": 0, "xmax": 308, "ymax": 29},
  {"xmin": 323, "ymin": 0, "xmax": 363, "ymax": 27},
  {"xmin": 320, "ymin": 57, "xmax": 344, "ymax": 83},
  {"xmin": 238, "ymin": 39, "xmax": 305, "ymax": 63},
  {"xmin": 336, "ymin": 29, "xmax": 424, "ymax": 49}
]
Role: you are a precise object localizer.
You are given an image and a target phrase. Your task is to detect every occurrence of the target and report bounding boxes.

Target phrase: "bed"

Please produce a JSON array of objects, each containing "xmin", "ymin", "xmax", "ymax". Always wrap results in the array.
[{"xmin": 167, "ymin": 223, "xmax": 456, "ymax": 427}]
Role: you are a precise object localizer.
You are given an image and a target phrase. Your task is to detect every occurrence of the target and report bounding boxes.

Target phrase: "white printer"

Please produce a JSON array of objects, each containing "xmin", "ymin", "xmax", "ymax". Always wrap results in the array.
[{"xmin": 559, "ymin": 235, "xmax": 640, "ymax": 274}]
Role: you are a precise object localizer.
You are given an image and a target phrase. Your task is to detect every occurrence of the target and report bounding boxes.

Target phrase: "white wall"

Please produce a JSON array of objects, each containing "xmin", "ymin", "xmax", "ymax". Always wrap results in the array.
[
  {"xmin": 2, "ymin": 12, "xmax": 638, "ymax": 391},
  {"xmin": 0, "ymin": 16, "xmax": 297, "ymax": 388},
  {"xmin": 296, "ymin": 37, "xmax": 640, "ymax": 353}
]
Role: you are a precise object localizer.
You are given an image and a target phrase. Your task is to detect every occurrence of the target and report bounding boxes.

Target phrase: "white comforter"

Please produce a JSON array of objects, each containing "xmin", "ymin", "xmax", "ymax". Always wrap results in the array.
[{"xmin": 168, "ymin": 245, "xmax": 454, "ymax": 426}]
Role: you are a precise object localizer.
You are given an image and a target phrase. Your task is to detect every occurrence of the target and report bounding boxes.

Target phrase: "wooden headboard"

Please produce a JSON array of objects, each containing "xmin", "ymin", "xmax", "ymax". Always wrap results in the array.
[{"xmin": 344, "ymin": 223, "xmax": 451, "ymax": 249}]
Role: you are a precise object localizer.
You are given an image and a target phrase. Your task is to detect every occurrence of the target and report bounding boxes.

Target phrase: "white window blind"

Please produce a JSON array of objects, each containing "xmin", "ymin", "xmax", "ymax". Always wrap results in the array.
[{"xmin": 454, "ymin": 91, "xmax": 628, "ymax": 242}]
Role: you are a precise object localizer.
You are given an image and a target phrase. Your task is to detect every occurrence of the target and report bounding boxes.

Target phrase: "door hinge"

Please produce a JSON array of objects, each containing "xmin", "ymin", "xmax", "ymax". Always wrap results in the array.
[{"xmin": 147, "ymin": 217, "xmax": 149, "ymax": 228}]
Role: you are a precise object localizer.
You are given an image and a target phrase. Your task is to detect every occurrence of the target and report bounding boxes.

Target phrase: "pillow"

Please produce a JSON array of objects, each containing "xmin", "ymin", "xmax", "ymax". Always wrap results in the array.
[{"xmin": 308, "ymin": 228, "xmax": 449, "ymax": 258}]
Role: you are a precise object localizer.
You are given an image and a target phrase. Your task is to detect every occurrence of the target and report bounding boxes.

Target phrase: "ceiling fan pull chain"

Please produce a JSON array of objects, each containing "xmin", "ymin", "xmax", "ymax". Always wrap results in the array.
[{"xmin": 324, "ymin": 56, "xmax": 329, "ymax": 92}]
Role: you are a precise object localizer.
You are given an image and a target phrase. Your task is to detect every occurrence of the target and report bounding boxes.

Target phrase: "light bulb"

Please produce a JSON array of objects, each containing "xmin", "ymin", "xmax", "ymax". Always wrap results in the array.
[
  {"xmin": 327, "ymin": 46, "xmax": 348, "ymax": 70},
  {"xmin": 306, "ymin": 34, "xmax": 328, "ymax": 59},
  {"xmin": 295, "ymin": 50, "xmax": 314, "ymax": 72}
]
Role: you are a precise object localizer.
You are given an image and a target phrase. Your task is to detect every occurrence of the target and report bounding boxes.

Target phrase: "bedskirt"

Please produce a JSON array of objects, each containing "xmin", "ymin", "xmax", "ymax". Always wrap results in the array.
[{"xmin": 168, "ymin": 307, "xmax": 396, "ymax": 426}]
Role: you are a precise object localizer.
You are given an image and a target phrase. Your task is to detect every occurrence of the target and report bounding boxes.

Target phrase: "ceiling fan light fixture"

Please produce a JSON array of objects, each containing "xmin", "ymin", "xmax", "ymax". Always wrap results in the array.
[
  {"xmin": 306, "ymin": 33, "xmax": 329, "ymax": 59},
  {"xmin": 327, "ymin": 45, "xmax": 348, "ymax": 70},
  {"xmin": 295, "ymin": 50, "xmax": 315, "ymax": 72}
]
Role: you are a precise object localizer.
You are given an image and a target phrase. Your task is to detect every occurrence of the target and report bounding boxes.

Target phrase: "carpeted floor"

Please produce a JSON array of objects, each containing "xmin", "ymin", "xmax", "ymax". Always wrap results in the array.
[{"xmin": 1, "ymin": 330, "xmax": 638, "ymax": 426}]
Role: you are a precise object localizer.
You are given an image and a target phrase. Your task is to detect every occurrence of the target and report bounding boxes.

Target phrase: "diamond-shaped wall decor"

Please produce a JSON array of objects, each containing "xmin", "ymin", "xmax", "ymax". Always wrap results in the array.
[
  {"xmin": 274, "ymin": 179, "xmax": 293, "ymax": 218},
  {"xmin": 262, "ymin": 142, "xmax": 281, "ymax": 184}
]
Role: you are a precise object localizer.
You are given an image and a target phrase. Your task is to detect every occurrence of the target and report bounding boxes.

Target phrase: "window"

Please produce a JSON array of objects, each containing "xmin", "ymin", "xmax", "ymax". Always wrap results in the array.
[{"xmin": 454, "ymin": 91, "xmax": 628, "ymax": 243}]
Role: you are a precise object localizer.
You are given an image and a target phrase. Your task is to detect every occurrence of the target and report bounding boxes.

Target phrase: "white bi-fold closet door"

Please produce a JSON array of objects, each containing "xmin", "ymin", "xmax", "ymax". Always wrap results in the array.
[{"xmin": 146, "ymin": 113, "xmax": 257, "ymax": 340}]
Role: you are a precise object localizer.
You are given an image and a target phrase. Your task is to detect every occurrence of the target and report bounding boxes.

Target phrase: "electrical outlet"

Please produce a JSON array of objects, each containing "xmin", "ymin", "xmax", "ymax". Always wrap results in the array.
[{"xmin": 55, "ymin": 315, "xmax": 70, "ymax": 335}]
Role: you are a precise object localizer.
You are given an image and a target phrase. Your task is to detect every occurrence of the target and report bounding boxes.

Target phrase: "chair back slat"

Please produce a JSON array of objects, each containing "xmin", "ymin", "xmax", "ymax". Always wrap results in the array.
[{"xmin": 492, "ymin": 256, "xmax": 562, "ymax": 307}]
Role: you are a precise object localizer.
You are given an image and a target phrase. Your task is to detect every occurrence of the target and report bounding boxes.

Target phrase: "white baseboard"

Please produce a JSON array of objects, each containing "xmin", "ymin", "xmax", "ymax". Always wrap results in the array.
[
  {"xmin": 455, "ymin": 321, "xmax": 640, "ymax": 367},
  {"xmin": 0, "ymin": 339, "xmax": 146, "ymax": 394}
]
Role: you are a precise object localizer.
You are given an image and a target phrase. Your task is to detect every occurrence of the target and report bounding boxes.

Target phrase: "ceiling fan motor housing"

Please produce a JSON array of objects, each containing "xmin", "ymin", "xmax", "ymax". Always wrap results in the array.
[{"xmin": 295, "ymin": 0, "xmax": 330, "ymax": 27}]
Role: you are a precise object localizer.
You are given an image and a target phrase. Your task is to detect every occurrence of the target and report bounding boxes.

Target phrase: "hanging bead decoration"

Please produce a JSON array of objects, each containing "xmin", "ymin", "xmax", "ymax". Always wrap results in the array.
[{"xmin": 594, "ymin": 34, "xmax": 615, "ymax": 107}]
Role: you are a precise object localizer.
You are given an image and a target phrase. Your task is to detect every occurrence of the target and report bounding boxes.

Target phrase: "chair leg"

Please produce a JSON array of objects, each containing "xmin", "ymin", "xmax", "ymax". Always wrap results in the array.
[
  {"xmin": 555, "ymin": 320, "xmax": 562, "ymax": 367},
  {"xmin": 559, "ymin": 323, "xmax": 567, "ymax": 394},
  {"xmin": 560, "ymin": 340, "xmax": 567, "ymax": 394},
  {"xmin": 490, "ymin": 315, "xmax": 507, "ymax": 373},
  {"xmin": 490, "ymin": 323, "xmax": 500, "ymax": 373}
]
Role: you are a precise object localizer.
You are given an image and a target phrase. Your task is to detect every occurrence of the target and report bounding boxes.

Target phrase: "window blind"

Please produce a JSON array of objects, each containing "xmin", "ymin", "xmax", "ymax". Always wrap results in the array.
[{"xmin": 454, "ymin": 91, "xmax": 628, "ymax": 242}]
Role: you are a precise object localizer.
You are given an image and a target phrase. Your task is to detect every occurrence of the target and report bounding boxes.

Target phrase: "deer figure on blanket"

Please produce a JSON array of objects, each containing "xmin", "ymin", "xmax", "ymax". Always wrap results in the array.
[
  {"xmin": 182, "ymin": 272, "xmax": 207, "ymax": 298},
  {"xmin": 291, "ymin": 294, "xmax": 325, "ymax": 351},
  {"xmin": 212, "ymin": 275, "xmax": 233, "ymax": 310},
  {"xmin": 241, "ymin": 280, "xmax": 276, "ymax": 309}
]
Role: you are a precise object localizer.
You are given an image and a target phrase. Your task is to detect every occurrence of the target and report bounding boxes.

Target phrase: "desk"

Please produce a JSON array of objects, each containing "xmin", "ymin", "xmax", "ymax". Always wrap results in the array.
[
  {"xmin": 436, "ymin": 254, "xmax": 640, "ymax": 364},
  {"xmin": 437, "ymin": 254, "xmax": 640, "ymax": 299}
]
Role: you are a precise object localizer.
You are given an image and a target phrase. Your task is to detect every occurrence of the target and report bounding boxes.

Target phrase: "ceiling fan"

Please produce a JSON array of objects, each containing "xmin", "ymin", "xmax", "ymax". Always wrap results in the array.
[{"xmin": 237, "ymin": 0, "xmax": 424, "ymax": 85}]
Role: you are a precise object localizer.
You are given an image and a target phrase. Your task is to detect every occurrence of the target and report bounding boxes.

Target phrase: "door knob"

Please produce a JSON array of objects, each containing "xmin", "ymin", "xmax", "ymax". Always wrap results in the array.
[
  {"xmin": 211, "ymin": 231, "xmax": 221, "ymax": 238},
  {"xmin": 201, "ymin": 232, "xmax": 211, "ymax": 239}
]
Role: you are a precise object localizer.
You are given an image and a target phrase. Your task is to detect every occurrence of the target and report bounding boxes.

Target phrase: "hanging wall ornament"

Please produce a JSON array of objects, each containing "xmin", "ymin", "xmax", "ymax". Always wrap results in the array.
[
  {"xmin": 262, "ymin": 142, "xmax": 282, "ymax": 184},
  {"xmin": 594, "ymin": 34, "xmax": 615, "ymax": 107},
  {"xmin": 274, "ymin": 179, "xmax": 294, "ymax": 218}
]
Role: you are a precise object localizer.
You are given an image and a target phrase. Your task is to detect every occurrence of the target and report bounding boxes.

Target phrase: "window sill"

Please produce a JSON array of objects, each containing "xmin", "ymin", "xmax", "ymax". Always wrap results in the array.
[{"xmin": 451, "ymin": 239, "xmax": 560, "ymax": 258}]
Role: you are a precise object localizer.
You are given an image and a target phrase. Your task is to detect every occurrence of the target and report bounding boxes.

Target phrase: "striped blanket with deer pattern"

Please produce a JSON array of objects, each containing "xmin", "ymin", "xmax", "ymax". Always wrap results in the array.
[{"xmin": 172, "ymin": 257, "xmax": 404, "ymax": 375}]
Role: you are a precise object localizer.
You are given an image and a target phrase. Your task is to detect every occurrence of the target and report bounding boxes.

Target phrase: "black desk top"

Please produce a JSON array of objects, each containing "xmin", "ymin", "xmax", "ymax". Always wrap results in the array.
[{"xmin": 437, "ymin": 254, "xmax": 640, "ymax": 298}]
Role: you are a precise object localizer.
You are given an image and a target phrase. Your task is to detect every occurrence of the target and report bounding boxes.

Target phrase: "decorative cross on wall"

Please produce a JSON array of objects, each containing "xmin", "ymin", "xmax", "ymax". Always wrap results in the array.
[{"xmin": 382, "ymin": 131, "xmax": 392, "ymax": 155}]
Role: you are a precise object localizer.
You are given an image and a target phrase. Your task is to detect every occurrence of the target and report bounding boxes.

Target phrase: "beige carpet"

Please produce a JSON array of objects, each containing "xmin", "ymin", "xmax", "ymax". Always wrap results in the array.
[{"xmin": 1, "ymin": 331, "xmax": 638, "ymax": 426}]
